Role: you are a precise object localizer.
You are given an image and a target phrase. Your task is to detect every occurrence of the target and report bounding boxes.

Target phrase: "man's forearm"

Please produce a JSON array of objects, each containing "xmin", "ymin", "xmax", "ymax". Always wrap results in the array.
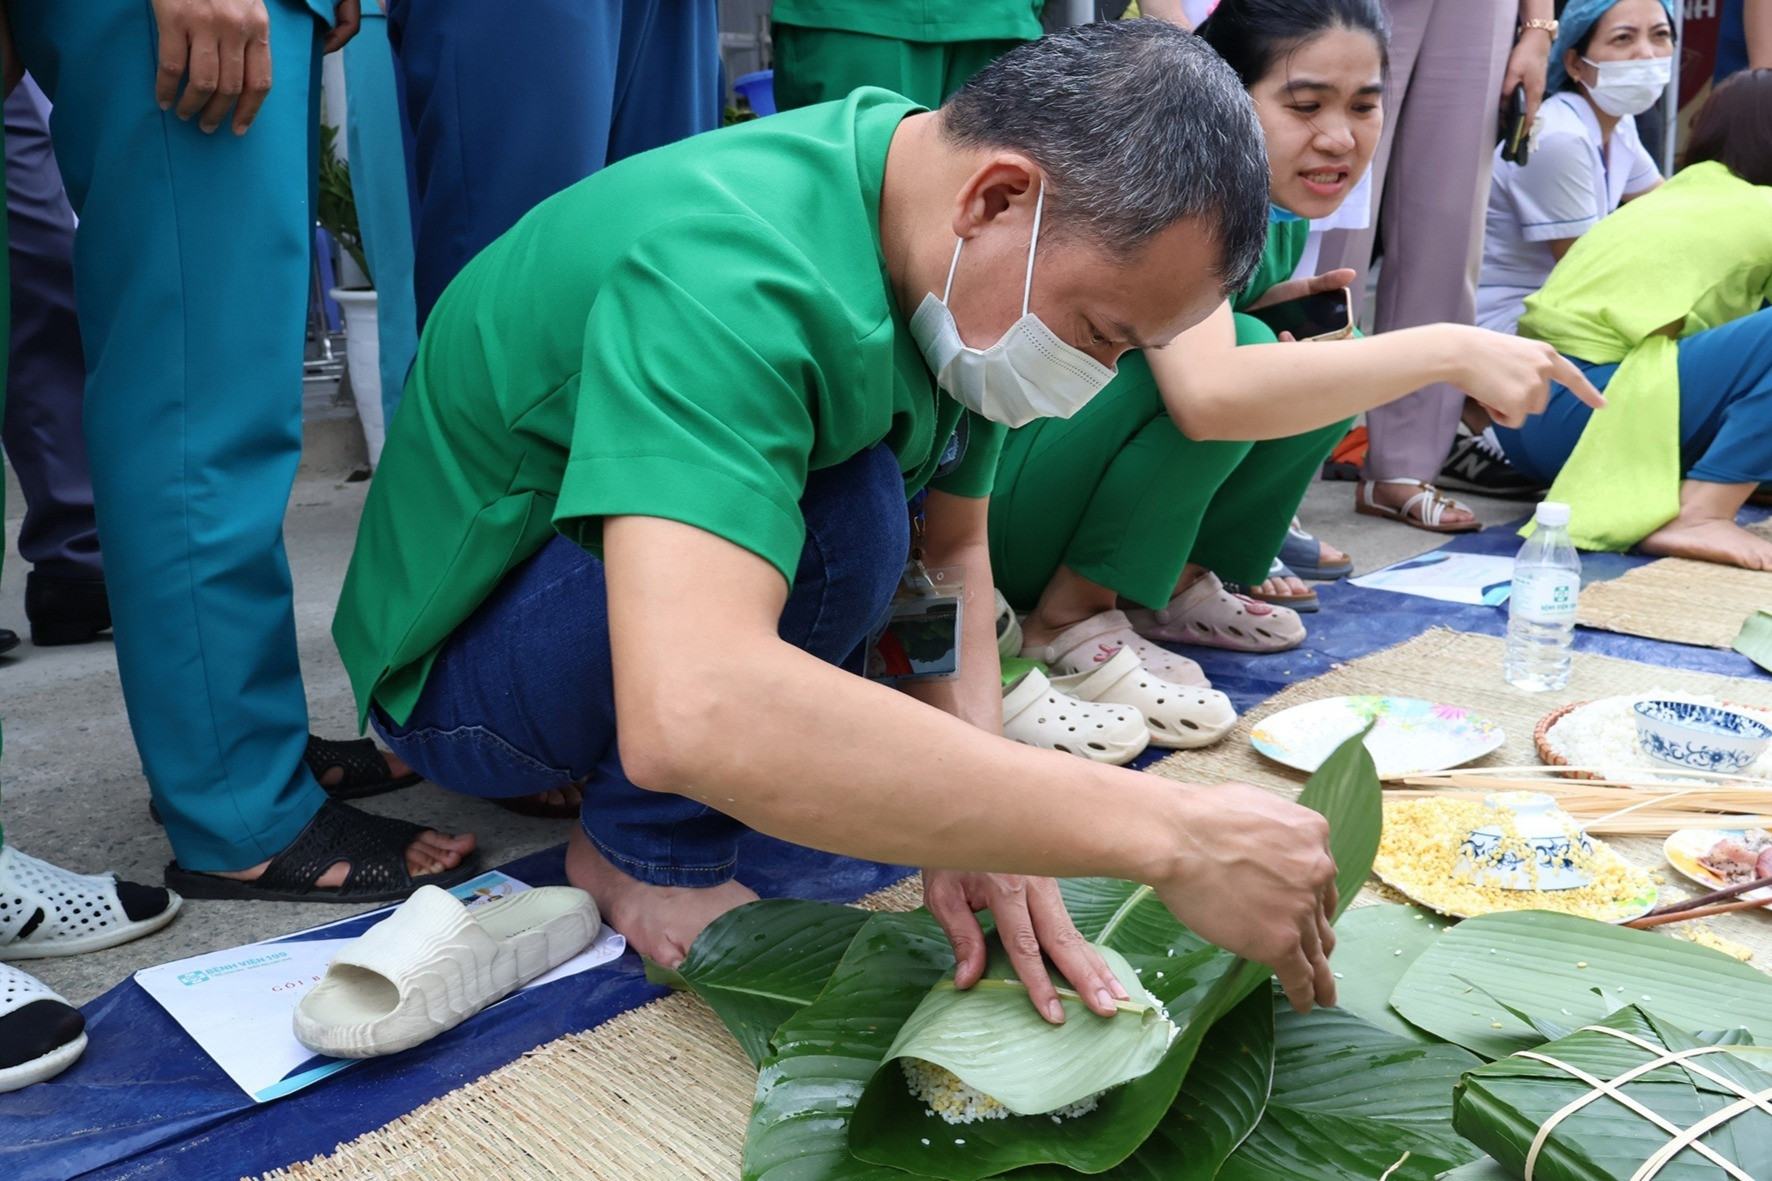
[
  {"xmin": 603, "ymin": 515, "xmax": 1184, "ymax": 886},
  {"xmin": 901, "ymin": 491, "xmax": 1003, "ymax": 734}
]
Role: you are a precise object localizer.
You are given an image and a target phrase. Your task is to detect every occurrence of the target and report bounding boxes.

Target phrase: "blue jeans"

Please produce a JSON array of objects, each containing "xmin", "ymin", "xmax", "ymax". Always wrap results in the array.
[
  {"xmin": 373, "ymin": 444, "xmax": 909, "ymax": 887},
  {"xmin": 1496, "ymin": 307, "xmax": 1772, "ymax": 487}
]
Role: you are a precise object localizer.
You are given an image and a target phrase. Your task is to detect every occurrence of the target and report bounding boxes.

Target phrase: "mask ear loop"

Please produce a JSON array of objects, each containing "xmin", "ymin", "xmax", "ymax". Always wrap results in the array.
[
  {"xmin": 1022, "ymin": 181, "xmax": 1045, "ymax": 319},
  {"xmin": 941, "ymin": 237, "xmax": 964, "ymax": 303}
]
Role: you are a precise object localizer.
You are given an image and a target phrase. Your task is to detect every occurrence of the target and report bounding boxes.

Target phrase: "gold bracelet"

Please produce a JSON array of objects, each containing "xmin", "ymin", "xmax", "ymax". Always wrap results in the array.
[{"xmin": 1520, "ymin": 17, "xmax": 1559, "ymax": 40}]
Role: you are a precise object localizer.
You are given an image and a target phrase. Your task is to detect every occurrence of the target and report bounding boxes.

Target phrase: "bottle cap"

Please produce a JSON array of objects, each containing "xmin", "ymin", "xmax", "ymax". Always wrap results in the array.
[{"xmin": 1535, "ymin": 501, "xmax": 1571, "ymax": 528}]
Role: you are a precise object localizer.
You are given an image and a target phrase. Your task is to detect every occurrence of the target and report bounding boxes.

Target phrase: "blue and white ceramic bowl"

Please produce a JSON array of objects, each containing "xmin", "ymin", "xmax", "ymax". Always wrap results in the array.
[
  {"xmin": 1457, "ymin": 791, "xmax": 1594, "ymax": 891},
  {"xmin": 1633, "ymin": 700, "xmax": 1772, "ymax": 775}
]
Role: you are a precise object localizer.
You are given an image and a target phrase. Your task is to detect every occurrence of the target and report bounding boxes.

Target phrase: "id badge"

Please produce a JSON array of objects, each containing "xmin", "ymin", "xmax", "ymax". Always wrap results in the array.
[{"xmin": 865, "ymin": 562, "xmax": 964, "ymax": 685}]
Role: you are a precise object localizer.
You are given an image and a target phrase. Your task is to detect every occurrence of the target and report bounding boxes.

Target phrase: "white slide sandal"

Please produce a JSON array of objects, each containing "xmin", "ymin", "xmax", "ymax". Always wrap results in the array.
[
  {"xmin": 1019, "ymin": 609, "xmax": 1209, "ymax": 689},
  {"xmin": 0, "ymin": 962, "xmax": 87, "ymax": 1093},
  {"xmin": 0, "ymin": 845, "xmax": 181, "ymax": 960},
  {"xmin": 1058, "ymin": 647, "xmax": 1237, "ymax": 750},
  {"xmin": 293, "ymin": 884, "xmax": 600, "ymax": 1059},
  {"xmin": 1002, "ymin": 665, "xmax": 1149, "ymax": 765}
]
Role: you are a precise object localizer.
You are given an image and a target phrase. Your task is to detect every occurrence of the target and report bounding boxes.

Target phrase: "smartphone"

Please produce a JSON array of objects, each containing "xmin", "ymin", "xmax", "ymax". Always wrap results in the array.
[
  {"xmin": 1251, "ymin": 286, "xmax": 1353, "ymax": 342},
  {"xmin": 1500, "ymin": 82, "xmax": 1531, "ymax": 166}
]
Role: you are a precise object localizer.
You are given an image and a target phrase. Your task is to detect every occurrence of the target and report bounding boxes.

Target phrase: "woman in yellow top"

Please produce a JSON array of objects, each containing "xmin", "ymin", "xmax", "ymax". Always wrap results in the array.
[{"xmin": 1492, "ymin": 70, "xmax": 1772, "ymax": 569}]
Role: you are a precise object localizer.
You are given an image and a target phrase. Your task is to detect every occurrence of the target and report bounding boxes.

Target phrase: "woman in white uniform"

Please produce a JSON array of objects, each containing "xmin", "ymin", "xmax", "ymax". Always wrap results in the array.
[{"xmin": 1478, "ymin": 0, "xmax": 1674, "ymax": 335}]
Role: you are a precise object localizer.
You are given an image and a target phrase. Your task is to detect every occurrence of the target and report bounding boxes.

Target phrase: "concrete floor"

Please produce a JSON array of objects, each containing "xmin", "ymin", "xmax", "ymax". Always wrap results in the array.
[{"xmin": 0, "ymin": 436, "xmax": 1530, "ymax": 1006}]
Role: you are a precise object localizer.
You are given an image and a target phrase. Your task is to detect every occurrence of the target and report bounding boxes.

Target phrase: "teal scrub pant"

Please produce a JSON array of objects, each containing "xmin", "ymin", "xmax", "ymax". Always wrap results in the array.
[
  {"xmin": 989, "ymin": 315, "xmax": 1353, "ymax": 611},
  {"xmin": 771, "ymin": 24, "xmax": 1024, "ymax": 110},
  {"xmin": 9, "ymin": 0, "xmax": 328, "ymax": 871},
  {"xmin": 344, "ymin": 12, "xmax": 420, "ymax": 430}
]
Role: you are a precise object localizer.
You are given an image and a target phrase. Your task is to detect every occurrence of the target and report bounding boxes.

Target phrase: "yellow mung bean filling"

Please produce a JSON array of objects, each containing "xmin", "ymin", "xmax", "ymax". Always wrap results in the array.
[{"xmin": 1376, "ymin": 798, "xmax": 1654, "ymax": 920}]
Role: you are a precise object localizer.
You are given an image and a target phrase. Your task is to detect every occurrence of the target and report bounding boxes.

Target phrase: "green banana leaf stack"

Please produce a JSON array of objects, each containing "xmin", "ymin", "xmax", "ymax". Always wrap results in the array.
[{"xmin": 652, "ymin": 729, "xmax": 1772, "ymax": 1180}]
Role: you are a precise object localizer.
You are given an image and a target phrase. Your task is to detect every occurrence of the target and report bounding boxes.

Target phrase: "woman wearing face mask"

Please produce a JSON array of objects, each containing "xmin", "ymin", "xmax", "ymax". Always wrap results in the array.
[
  {"xmin": 987, "ymin": 0, "xmax": 1602, "ymax": 760},
  {"xmin": 1477, "ymin": 0, "xmax": 1676, "ymax": 339},
  {"xmin": 1490, "ymin": 69, "xmax": 1772, "ymax": 571}
]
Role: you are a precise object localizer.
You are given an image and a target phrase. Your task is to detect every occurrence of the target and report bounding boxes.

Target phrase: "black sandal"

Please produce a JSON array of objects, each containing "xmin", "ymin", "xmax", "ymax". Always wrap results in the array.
[
  {"xmin": 304, "ymin": 734, "xmax": 422, "ymax": 801},
  {"xmin": 147, "ymin": 733, "xmax": 422, "ymax": 825},
  {"xmin": 163, "ymin": 800, "xmax": 480, "ymax": 903}
]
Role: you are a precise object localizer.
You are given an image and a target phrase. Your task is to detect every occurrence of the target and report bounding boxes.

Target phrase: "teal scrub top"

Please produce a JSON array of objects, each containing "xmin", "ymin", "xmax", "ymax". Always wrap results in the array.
[
  {"xmin": 333, "ymin": 89, "xmax": 1003, "ymax": 727},
  {"xmin": 771, "ymin": 0, "xmax": 1045, "ymax": 43}
]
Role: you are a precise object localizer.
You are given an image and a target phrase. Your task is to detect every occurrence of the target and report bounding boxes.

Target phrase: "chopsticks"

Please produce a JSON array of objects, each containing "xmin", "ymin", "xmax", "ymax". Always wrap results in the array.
[
  {"xmin": 1623, "ymin": 871, "xmax": 1772, "ymax": 929},
  {"xmin": 1627, "ymin": 898, "xmax": 1772, "ymax": 929}
]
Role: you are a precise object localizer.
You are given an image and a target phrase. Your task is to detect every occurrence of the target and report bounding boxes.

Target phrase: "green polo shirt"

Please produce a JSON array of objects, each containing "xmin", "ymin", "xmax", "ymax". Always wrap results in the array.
[
  {"xmin": 770, "ymin": 0, "xmax": 1045, "ymax": 43},
  {"xmin": 333, "ymin": 88, "xmax": 1003, "ymax": 727}
]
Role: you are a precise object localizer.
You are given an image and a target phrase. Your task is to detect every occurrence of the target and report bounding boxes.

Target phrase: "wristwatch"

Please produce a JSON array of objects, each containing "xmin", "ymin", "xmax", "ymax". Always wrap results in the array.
[{"xmin": 1520, "ymin": 17, "xmax": 1559, "ymax": 39}]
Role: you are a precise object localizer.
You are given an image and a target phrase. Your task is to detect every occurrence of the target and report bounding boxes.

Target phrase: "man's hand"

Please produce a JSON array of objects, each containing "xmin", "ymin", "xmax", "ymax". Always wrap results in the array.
[
  {"xmin": 152, "ymin": 0, "xmax": 273, "ymax": 134},
  {"xmin": 1502, "ymin": 27, "xmax": 1551, "ymax": 127},
  {"xmin": 1158, "ymin": 783, "xmax": 1340, "ymax": 1013},
  {"xmin": 923, "ymin": 869, "xmax": 1129, "ymax": 1024},
  {"xmin": 325, "ymin": 0, "xmax": 363, "ymax": 54},
  {"xmin": 1243, "ymin": 268, "xmax": 1357, "ymax": 314},
  {"xmin": 1450, "ymin": 328, "xmax": 1607, "ymax": 428}
]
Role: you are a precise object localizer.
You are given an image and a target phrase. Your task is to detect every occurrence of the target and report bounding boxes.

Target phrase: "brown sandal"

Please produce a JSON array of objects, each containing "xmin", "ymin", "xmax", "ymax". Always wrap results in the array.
[{"xmin": 1354, "ymin": 479, "xmax": 1481, "ymax": 534}]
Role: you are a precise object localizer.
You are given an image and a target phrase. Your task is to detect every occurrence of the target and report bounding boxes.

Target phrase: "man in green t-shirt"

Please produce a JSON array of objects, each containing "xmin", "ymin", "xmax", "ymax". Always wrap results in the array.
[{"xmin": 335, "ymin": 23, "xmax": 1345, "ymax": 1019}]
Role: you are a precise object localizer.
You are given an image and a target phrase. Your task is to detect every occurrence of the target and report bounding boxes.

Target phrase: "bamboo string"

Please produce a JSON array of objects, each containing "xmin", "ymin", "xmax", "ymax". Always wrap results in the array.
[{"xmin": 1518, "ymin": 1039, "xmax": 1760, "ymax": 1181}]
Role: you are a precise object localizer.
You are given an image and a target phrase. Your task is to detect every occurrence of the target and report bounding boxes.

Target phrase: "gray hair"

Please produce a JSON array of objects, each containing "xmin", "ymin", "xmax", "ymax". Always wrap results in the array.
[{"xmin": 941, "ymin": 19, "xmax": 1270, "ymax": 293}]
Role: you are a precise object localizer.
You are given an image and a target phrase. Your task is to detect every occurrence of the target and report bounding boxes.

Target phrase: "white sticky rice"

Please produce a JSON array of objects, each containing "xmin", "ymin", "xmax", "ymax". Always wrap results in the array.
[{"xmin": 1543, "ymin": 691, "xmax": 1772, "ymax": 782}]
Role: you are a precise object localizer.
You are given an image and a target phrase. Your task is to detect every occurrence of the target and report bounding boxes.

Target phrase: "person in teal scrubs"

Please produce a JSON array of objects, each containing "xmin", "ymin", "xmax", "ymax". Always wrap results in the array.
[
  {"xmin": 343, "ymin": 2, "xmax": 419, "ymax": 435},
  {"xmin": 7, "ymin": 0, "xmax": 476, "ymax": 900},
  {"xmin": 772, "ymin": 0, "xmax": 1044, "ymax": 110},
  {"xmin": 336, "ymin": 24, "xmax": 1356, "ymax": 1017}
]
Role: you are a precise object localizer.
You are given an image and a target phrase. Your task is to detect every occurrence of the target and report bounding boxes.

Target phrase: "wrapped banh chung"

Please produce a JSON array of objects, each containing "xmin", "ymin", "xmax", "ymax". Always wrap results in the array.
[{"xmin": 1453, "ymin": 1006, "xmax": 1772, "ymax": 1180}]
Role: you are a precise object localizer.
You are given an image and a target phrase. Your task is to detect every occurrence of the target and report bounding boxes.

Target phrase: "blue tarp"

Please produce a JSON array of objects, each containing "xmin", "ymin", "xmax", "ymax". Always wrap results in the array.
[{"xmin": 8, "ymin": 513, "xmax": 1764, "ymax": 1181}]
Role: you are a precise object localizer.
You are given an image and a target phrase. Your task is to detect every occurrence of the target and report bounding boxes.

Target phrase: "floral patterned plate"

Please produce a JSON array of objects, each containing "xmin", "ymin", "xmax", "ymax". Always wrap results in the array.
[{"xmin": 1251, "ymin": 695, "xmax": 1506, "ymax": 779}]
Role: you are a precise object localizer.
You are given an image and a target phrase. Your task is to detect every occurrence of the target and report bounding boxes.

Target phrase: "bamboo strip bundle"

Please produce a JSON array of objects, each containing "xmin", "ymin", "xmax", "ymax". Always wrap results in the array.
[{"xmin": 1385, "ymin": 773, "xmax": 1772, "ymax": 836}]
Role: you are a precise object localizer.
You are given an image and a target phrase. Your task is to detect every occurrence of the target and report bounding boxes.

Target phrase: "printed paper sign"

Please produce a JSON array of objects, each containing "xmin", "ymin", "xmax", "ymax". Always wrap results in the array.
[
  {"xmin": 134, "ymin": 871, "xmax": 625, "ymax": 1101},
  {"xmin": 1349, "ymin": 551, "xmax": 1516, "ymax": 607}
]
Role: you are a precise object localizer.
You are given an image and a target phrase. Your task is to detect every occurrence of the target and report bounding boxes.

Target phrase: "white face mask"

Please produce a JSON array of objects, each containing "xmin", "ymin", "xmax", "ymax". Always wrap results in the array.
[
  {"xmin": 908, "ymin": 185, "xmax": 1116, "ymax": 429},
  {"xmin": 1579, "ymin": 54, "xmax": 1673, "ymax": 117}
]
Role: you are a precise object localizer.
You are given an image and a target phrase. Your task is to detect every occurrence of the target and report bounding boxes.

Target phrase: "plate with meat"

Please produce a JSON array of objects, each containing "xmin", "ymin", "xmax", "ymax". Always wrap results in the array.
[{"xmin": 1663, "ymin": 828, "xmax": 1772, "ymax": 903}]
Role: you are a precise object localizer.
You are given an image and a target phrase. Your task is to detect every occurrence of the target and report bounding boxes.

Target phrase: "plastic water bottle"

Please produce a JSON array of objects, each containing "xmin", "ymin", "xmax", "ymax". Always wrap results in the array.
[{"xmin": 1505, "ymin": 502, "xmax": 1581, "ymax": 692}]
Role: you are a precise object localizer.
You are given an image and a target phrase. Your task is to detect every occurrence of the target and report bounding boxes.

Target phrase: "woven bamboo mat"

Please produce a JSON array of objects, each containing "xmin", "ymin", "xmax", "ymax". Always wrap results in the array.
[
  {"xmin": 1575, "ymin": 558, "xmax": 1771, "ymax": 649},
  {"xmin": 256, "ymin": 632, "xmax": 1772, "ymax": 1181},
  {"xmin": 1149, "ymin": 627, "xmax": 1772, "ymax": 962},
  {"xmin": 253, "ymin": 877, "xmax": 923, "ymax": 1181}
]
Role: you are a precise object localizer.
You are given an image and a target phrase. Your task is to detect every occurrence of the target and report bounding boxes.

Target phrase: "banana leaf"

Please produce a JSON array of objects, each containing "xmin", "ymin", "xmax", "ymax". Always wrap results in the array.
[
  {"xmin": 1733, "ymin": 607, "xmax": 1772, "ymax": 674},
  {"xmin": 743, "ymin": 909, "xmax": 954, "ymax": 1181},
  {"xmin": 846, "ymin": 728, "xmax": 1381, "ymax": 1179},
  {"xmin": 740, "ymin": 728, "xmax": 1382, "ymax": 1180},
  {"xmin": 1215, "ymin": 994, "xmax": 1485, "ymax": 1181},
  {"xmin": 1436, "ymin": 1160, "xmax": 1519, "ymax": 1180},
  {"xmin": 1327, "ymin": 904, "xmax": 1451, "ymax": 1043},
  {"xmin": 657, "ymin": 898, "xmax": 873, "ymax": 1065},
  {"xmin": 1390, "ymin": 911, "xmax": 1772, "ymax": 1061},
  {"xmin": 1006, "ymin": 984, "xmax": 1283, "ymax": 1181},
  {"xmin": 1454, "ymin": 1006, "xmax": 1772, "ymax": 1181},
  {"xmin": 869, "ymin": 941, "xmax": 1175, "ymax": 1116}
]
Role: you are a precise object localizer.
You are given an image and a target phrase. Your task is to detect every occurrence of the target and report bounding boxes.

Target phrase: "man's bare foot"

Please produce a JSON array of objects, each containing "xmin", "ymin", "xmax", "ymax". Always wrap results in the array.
[
  {"xmin": 1640, "ymin": 517, "xmax": 1772, "ymax": 570},
  {"xmin": 565, "ymin": 824, "xmax": 757, "ymax": 967},
  {"xmin": 212, "ymin": 824, "xmax": 476, "ymax": 887}
]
